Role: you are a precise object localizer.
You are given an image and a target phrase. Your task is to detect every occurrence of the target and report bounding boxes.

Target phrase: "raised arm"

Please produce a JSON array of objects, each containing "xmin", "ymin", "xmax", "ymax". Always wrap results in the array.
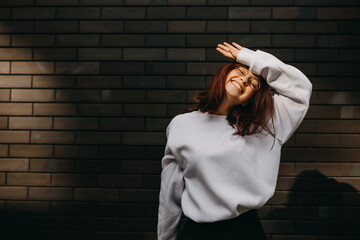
[
  {"xmin": 236, "ymin": 47, "xmax": 313, "ymax": 145},
  {"xmin": 157, "ymin": 119, "xmax": 185, "ymax": 240}
]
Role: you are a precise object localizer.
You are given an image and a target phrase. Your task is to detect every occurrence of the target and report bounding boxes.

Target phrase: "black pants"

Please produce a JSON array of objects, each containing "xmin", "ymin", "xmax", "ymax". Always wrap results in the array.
[{"xmin": 178, "ymin": 209, "xmax": 267, "ymax": 240}]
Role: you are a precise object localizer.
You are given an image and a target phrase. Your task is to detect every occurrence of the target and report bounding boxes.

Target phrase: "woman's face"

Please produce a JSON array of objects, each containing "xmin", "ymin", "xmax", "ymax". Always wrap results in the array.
[{"xmin": 224, "ymin": 66, "xmax": 260, "ymax": 106}]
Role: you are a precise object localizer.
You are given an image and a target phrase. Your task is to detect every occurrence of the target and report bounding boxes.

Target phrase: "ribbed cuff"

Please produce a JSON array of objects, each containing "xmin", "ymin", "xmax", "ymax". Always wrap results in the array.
[{"xmin": 236, "ymin": 47, "xmax": 256, "ymax": 66}]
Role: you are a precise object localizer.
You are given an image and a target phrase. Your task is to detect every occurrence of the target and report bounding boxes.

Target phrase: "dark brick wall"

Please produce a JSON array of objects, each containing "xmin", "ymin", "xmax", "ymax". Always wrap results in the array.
[{"xmin": 0, "ymin": 1, "xmax": 359, "ymax": 239}]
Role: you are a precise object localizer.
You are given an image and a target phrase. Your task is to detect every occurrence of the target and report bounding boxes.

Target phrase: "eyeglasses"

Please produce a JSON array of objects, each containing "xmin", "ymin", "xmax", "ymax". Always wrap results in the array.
[{"xmin": 235, "ymin": 68, "xmax": 261, "ymax": 91}]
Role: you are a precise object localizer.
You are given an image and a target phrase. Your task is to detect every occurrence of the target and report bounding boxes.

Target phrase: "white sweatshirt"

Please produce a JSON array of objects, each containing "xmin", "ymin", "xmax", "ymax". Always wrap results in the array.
[{"xmin": 157, "ymin": 47, "xmax": 313, "ymax": 240}]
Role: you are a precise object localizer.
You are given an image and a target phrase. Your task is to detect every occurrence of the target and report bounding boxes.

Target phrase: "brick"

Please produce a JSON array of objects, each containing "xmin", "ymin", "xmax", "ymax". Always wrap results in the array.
[
  {"xmin": 296, "ymin": 21, "xmax": 338, "ymax": 33},
  {"xmin": 12, "ymin": 34, "xmax": 55, "ymax": 47},
  {"xmin": 0, "ymin": 158, "xmax": 29, "ymax": 171},
  {"xmin": 120, "ymin": 189, "xmax": 157, "ymax": 202},
  {"xmin": 74, "ymin": 188, "xmax": 118, "ymax": 201},
  {"xmin": 0, "ymin": 34, "xmax": 10, "ymax": 46},
  {"xmin": 147, "ymin": 90, "xmax": 186, "ymax": 103},
  {"xmin": 36, "ymin": 0, "xmax": 78, "ymax": 5},
  {"xmin": 56, "ymin": 89, "xmax": 100, "ymax": 102},
  {"xmin": 246, "ymin": 0, "xmax": 292, "ymax": 4},
  {"xmin": 54, "ymin": 145, "xmax": 98, "ymax": 158},
  {"xmin": 51, "ymin": 201, "xmax": 96, "ymax": 216},
  {"xmin": 34, "ymin": 48, "xmax": 77, "ymax": 60},
  {"xmin": 167, "ymin": 0, "xmax": 205, "ymax": 4},
  {"xmin": 0, "ymin": 21, "xmax": 34, "ymax": 33},
  {"xmin": 123, "ymin": 48, "xmax": 165, "ymax": 60},
  {"xmin": 9, "ymin": 117, "xmax": 52, "ymax": 130},
  {"xmin": 80, "ymin": 21, "xmax": 124, "ymax": 33},
  {"xmin": 125, "ymin": 20, "xmax": 166, "ymax": 32},
  {"xmin": 207, "ymin": 21, "xmax": 249, "ymax": 33},
  {"xmin": 57, "ymin": 34, "xmax": 100, "ymax": 46},
  {"xmin": 122, "ymin": 132, "xmax": 164, "ymax": 145},
  {"xmin": 339, "ymin": 20, "xmax": 360, "ymax": 33},
  {"xmin": 54, "ymin": 117, "xmax": 98, "ymax": 130},
  {"xmin": 187, "ymin": 7, "xmax": 227, "ymax": 19},
  {"xmin": 294, "ymin": 0, "xmax": 360, "ymax": 6},
  {"xmin": 123, "ymin": 75, "xmax": 165, "ymax": 88},
  {"xmin": 167, "ymin": 76, "xmax": 205, "ymax": 89},
  {"xmin": 101, "ymin": 34, "xmax": 145, "ymax": 46},
  {"xmin": 251, "ymin": 21, "xmax": 294, "ymax": 33},
  {"xmin": 147, "ymin": 34, "xmax": 185, "ymax": 47},
  {"xmin": 11, "ymin": 61, "xmax": 54, "ymax": 74},
  {"xmin": 78, "ymin": 48, "xmax": 123, "ymax": 60},
  {"xmin": 311, "ymin": 91, "xmax": 359, "ymax": 105},
  {"xmin": 98, "ymin": 174, "xmax": 142, "ymax": 187},
  {"xmin": 35, "ymin": 21, "xmax": 78, "ymax": 33},
  {"xmin": 317, "ymin": 7, "xmax": 360, "ymax": 19},
  {"xmin": 80, "ymin": 0, "xmax": 124, "ymax": 5},
  {"xmin": 273, "ymin": 7, "xmax": 316, "ymax": 19},
  {"xmin": 341, "ymin": 106, "xmax": 360, "ymax": 118},
  {"xmin": 0, "ymin": 130, "xmax": 29, "ymax": 143},
  {"xmin": 0, "ymin": 48, "xmax": 32, "ymax": 60},
  {"xmin": 0, "ymin": 103, "xmax": 32, "ymax": 115},
  {"xmin": 187, "ymin": 62, "xmax": 224, "ymax": 75},
  {"xmin": 121, "ymin": 160, "xmax": 159, "ymax": 174},
  {"xmin": 317, "ymin": 35, "xmax": 360, "ymax": 47},
  {"xmin": 0, "ymin": 145, "xmax": 8, "ymax": 157},
  {"xmin": 12, "ymin": 7, "xmax": 55, "ymax": 19},
  {"xmin": 0, "ymin": 62, "xmax": 9, "ymax": 74},
  {"xmin": 33, "ymin": 75, "xmax": 77, "ymax": 88},
  {"xmin": 34, "ymin": 103, "xmax": 77, "ymax": 116},
  {"xmin": 11, "ymin": 89, "xmax": 54, "ymax": 102},
  {"xmin": 291, "ymin": 134, "xmax": 360, "ymax": 148},
  {"xmin": 147, "ymin": 7, "xmax": 185, "ymax": 19},
  {"xmin": 7, "ymin": 173, "xmax": 50, "ymax": 186},
  {"xmin": 0, "ymin": 8, "xmax": 11, "ymax": 19},
  {"xmin": 311, "ymin": 76, "xmax": 359, "ymax": 91},
  {"xmin": 74, "ymin": 159, "xmax": 119, "ymax": 172},
  {"xmin": 0, "ymin": 89, "xmax": 9, "ymax": 101},
  {"xmin": 167, "ymin": 48, "xmax": 205, "ymax": 61},
  {"xmin": 31, "ymin": 131, "xmax": 75, "ymax": 144},
  {"xmin": 76, "ymin": 131, "xmax": 122, "ymax": 144},
  {"xmin": 52, "ymin": 174, "xmax": 97, "ymax": 187},
  {"xmin": 229, "ymin": 34, "xmax": 272, "ymax": 47},
  {"xmin": 298, "ymin": 120, "xmax": 360, "ymax": 133},
  {"xmin": 123, "ymin": 103, "xmax": 166, "ymax": 116},
  {"xmin": 57, "ymin": 7, "xmax": 100, "ymax": 19},
  {"xmin": 229, "ymin": 7, "xmax": 271, "ymax": 19},
  {"xmin": 0, "ymin": 187, "xmax": 27, "ymax": 200},
  {"xmin": 10, "ymin": 145, "xmax": 53, "ymax": 157},
  {"xmin": 187, "ymin": 34, "xmax": 225, "ymax": 47},
  {"xmin": 30, "ymin": 159, "xmax": 73, "ymax": 172},
  {"xmin": 78, "ymin": 103, "xmax": 122, "ymax": 116},
  {"xmin": 100, "ymin": 62, "xmax": 144, "ymax": 74},
  {"xmin": 101, "ymin": 90, "xmax": 145, "ymax": 102},
  {"xmin": 273, "ymin": 34, "xmax": 316, "ymax": 47},
  {"xmin": 77, "ymin": 76, "xmax": 122, "ymax": 88},
  {"xmin": 55, "ymin": 62, "xmax": 99, "ymax": 74},
  {"xmin": 168, "ymin": 21, "xmax": 206, "ymax": 32},
  {"xmin": 100, "ymin": 118, "xmax": 144, "ymax": 130},
  {"xmin": 0, "ymin": 75, "xmax": 30, "ymax": 88},
  {"xmin": 29, "ymin": 187, "xmax": 73, "ymax": 201},
  {"xmin": 295, "ymin": 49, "xmax": 339, "ymax": 61},
  {"xmin": 102, "ymin": 7, "xmax": 145, "ymax": 19},
  {"xmin": 0, "ymin": 116, "xmax": 7, "ymax": 128},
  {"xmin": 6, "ymin": 201, "xmax": 49, "ymax": 214},
  {"xmin": 146, "ymin": 62, "xmax": 185, "ymax": 74}
]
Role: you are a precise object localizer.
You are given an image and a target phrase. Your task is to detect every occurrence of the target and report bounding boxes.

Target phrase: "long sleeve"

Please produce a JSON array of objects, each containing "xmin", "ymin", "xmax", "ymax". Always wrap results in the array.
[
  {"xmin": 236, "ymin": 47, "xmax": 313, "ymax": 145},
  {"xmin": 157, "ymin": 120, "xmax": 185, "ymax": 240}
]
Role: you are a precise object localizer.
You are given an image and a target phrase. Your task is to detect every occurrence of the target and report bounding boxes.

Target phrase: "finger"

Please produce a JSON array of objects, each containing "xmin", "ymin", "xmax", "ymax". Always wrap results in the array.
[
  {"xmin": 216, "ymin": 47, "xmax": 230, "ymax": 56},
  {"xmin": 217, "ymin": 43, "xmax": 229, "ymax": 52},
  {"xmin": 223, "ymin": 42, "xmax": 237, "ymax": 51},
  {"xmin": 232, "ymin": 42, "xmax": 243, "ymax": 50}
]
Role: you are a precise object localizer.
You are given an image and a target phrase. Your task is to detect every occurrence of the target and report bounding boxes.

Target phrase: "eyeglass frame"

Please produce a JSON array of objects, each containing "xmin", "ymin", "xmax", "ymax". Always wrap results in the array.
[{"xmin": 235, "ymin": 67, "xmax": 261, "ymax": 91}]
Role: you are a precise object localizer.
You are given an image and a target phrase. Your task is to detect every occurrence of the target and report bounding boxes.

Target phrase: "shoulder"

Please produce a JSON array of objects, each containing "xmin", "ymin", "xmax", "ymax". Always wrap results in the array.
[{"xmin": 167, "ymin": 110, "xmax": 197, "ymax": 129}]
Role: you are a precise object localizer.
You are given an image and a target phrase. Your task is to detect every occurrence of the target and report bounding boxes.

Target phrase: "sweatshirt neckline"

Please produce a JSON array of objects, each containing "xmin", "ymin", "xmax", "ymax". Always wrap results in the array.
[{"xmin": 196, "ymin": 110, "xmax": 228, "ymax": 118}]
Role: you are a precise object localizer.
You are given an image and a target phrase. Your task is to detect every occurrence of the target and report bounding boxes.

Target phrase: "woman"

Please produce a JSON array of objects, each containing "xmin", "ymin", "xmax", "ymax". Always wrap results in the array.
[{"xmin": 157, "ymin": 42, "xmax": 313, "ymax": 240}]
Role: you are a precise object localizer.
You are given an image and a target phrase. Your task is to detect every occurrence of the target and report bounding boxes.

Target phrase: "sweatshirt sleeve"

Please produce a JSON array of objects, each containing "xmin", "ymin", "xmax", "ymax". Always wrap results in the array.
[
  {"xmin": 236, "ymin": 47, "xmax": 313, "ymax": 145},
  {"xmin": 157, "ymin": 119, "xmax": 185, "ymax": 240}
]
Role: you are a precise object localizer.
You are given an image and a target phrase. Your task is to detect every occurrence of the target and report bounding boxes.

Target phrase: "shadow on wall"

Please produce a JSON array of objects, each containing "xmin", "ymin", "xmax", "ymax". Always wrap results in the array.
[{"xmin": 266, "ymin": 170, "xmax": 360, "ymax": 239}]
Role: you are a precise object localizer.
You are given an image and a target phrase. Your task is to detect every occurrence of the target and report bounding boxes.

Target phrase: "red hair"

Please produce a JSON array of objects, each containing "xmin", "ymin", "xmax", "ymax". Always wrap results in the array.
[{"xmin": 188, "ymin": 61, "xmax": 276, "ymax": 148}]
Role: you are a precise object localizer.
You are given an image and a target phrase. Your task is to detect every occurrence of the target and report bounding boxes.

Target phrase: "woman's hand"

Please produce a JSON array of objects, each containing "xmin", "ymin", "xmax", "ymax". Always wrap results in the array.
[{"xmin": 216, "ymin": 42, "xmax": 243, "ymax": 61}]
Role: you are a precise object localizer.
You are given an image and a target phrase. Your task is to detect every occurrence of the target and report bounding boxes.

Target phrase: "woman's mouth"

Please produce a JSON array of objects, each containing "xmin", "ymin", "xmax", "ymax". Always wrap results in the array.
[{"xmin": 231, "ymin": 80, "xmax": 243, "ymax": 93}]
